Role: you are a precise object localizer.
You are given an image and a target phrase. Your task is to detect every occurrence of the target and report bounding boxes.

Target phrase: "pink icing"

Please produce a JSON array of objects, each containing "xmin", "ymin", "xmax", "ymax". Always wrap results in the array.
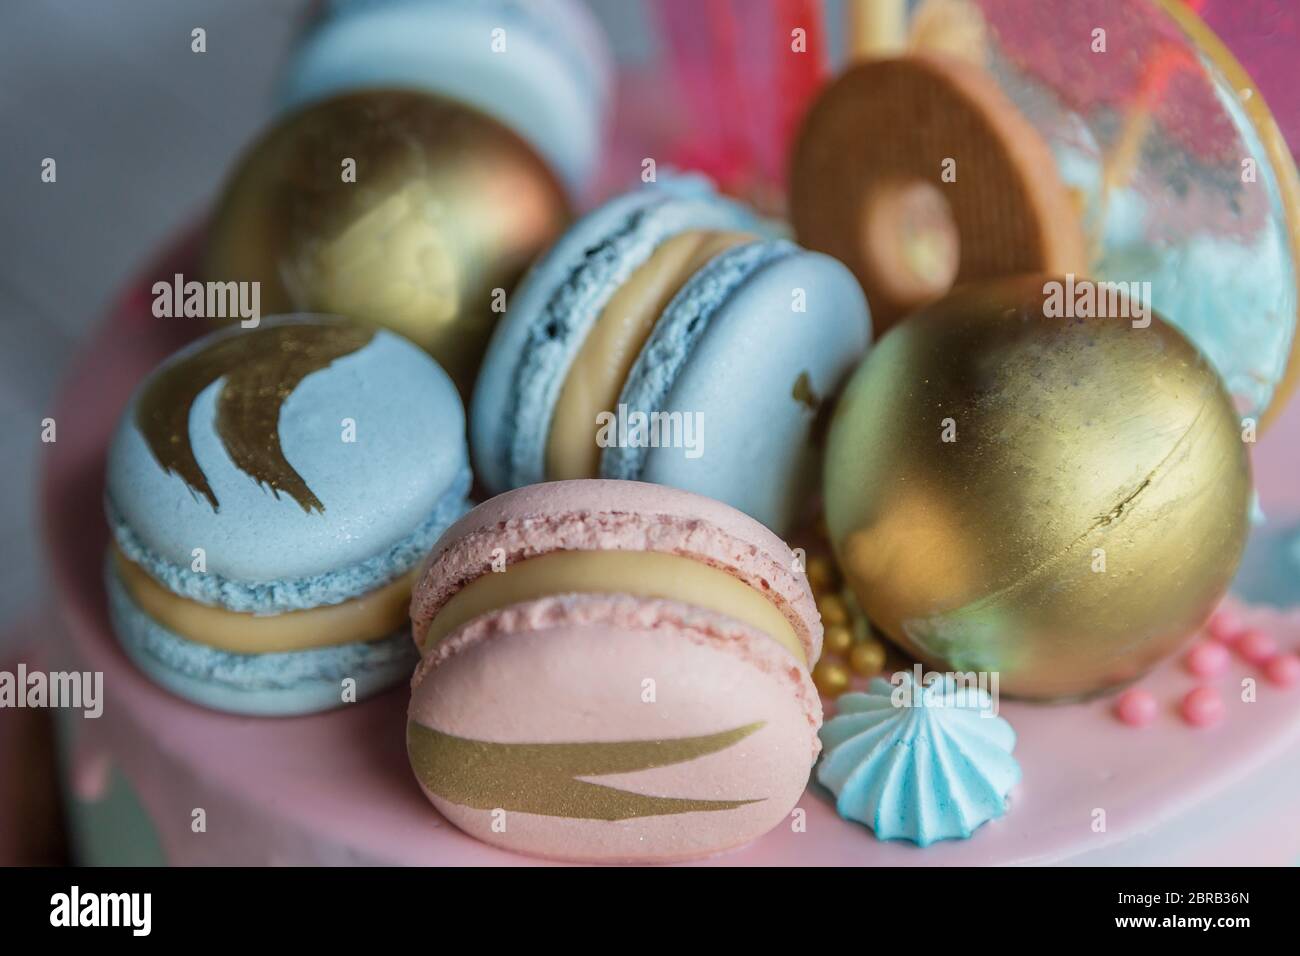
[
  {"xmin": 1236, "ymin": 629, "xmax": 1279, "ymax": 664},
  {"xmin": 1184, "ymin": 642, "xmax": 1230, "ymax": 678},
  {"xmin": 1264, "ymin": 654, "xmax": 1300, "ymax": 688},
  {"xmin": 410, "ymin": 480, "xmax": 822, "ymax": 662},
  {"xmin": 1206, "ymin": 609, "xmax": 1244, "ymax": 644},
  {"xmin": 1180, "ymin": 686, "xmax": 1225, "ymax": 728},
  {"xmin": 1114, "ymin": 688, "xmax": 1159, "ymax": 728}
]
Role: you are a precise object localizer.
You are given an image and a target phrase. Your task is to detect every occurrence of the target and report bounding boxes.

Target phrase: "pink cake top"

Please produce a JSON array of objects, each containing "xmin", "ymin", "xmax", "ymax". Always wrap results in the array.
[{"xmin": 40, "ymin": 235, "xmax": 1300, "ymax": 866}]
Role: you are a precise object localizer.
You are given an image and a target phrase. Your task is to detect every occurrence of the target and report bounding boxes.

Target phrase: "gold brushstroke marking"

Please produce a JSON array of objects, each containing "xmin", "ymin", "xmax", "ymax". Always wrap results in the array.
[
  {"xmin": 136, "ymin": 323, "xmax": 374, "ymax": 513},
  {"xmin": 792, "ymin": 371, "xmax": 821, "ymax": 412},
  {"xmin": 407, "ymin": 721, "xmax": 766, "ymax": 820}
]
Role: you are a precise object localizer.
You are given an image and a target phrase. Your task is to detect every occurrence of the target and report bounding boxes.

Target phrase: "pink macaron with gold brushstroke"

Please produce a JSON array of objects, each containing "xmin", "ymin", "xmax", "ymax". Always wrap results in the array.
[{"xmin": 406, "ymin": 479, "xmax": 822, "ymax": 863}]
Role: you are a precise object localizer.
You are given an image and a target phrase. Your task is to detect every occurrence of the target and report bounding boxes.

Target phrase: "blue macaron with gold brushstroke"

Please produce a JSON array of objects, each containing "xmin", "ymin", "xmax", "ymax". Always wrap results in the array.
[{"xmin": 105, "ymin": 315, "xmax": 472, "ymax": 715}]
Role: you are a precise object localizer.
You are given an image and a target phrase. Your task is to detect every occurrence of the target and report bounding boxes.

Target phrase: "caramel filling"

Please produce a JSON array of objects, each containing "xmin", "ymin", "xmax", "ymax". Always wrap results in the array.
[
  {"xmin": 114, "ymin": 547, "xmax": 415, "ymax": 653},
  {"xmin": 422, "ymin": 549, "xmax": 804, "ymax": 663},
  {"xmin": 545, "ymin": 229, "xmax": 755, "ymax": 479}
]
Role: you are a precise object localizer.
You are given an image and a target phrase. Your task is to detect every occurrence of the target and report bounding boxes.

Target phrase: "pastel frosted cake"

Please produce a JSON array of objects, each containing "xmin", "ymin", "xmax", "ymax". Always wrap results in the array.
[
  {"xmin": 42, "ymin": 242, "xmax": 1300, "ymax": 866},
  {"xmin": 35, "ymin": 0, "xmax": 1300, "ymax": 867}
]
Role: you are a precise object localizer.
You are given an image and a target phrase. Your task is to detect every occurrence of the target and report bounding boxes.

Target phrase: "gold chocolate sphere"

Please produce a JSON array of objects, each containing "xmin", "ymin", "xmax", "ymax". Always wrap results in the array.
[
  {"xmin": 204, "ymin": 90, "xmax": 569, "ymax": 394},
  {"xmin": 824, "ymin": 276, "xmax": 1251, "ymax": 700}
]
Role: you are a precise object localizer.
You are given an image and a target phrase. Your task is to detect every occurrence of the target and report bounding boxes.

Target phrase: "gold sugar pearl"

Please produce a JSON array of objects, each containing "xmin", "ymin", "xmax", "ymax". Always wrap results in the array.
[
  {"xmin": 849, "ymin": 639, "xmax": 888, "ymax": 677},
  {"xmin": 818, "ymin": 593, "xmax": 849, "ymax": 628},
  {"xmin": 806, "ymin": 555, "xmax": 839, "ymax": 593},
  {"xmin": 813, "ymin": 660, "xmax": 851, "ymax": 697},
  {"xmin": 823, "ymin": 623, "xmax": 854, "ymax": 657}
]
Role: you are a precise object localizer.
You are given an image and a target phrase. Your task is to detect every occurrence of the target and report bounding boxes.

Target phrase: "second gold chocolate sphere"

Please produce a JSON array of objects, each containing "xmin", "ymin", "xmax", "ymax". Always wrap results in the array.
[
  {"xmin": 204, "ymin": 90, "xmax": 569, "ymax": 393},
  {"xmin": 824, "ymin": 276, "xmax": 1251, "ymax": 700}
]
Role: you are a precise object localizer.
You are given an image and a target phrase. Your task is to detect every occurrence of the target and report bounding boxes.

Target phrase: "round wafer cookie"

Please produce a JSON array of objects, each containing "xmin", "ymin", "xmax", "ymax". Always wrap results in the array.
[{"xmin": 790, "ymin": 53, "xmax": 1087, "ymax": 332}]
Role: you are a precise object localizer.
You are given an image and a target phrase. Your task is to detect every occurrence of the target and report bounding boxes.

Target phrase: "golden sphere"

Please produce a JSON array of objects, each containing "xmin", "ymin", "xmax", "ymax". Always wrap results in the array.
[
  {"xmin": 812, "ymin": 661, "xmax": 851, "ymax": 697},
  {"xmin": 824, "ymin": 276, "xmax": 1251, "ymax": 700},
  {"xmin": 824, "ymin": 623, "xmax": 855, "ymax": 657},
  {"xmin": 849, "ymin": 640, "xmax": 887, "ymax": 677},
  {"xmin": 204, "ymin": 90, "xmax": 569, "ymax": 394}
]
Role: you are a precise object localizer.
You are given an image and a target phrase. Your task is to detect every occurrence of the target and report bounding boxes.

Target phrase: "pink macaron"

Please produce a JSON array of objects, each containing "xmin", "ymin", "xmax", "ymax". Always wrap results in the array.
[{"xmin": 406, "ymin": 479, "xmax": 823, "ymax": 863}]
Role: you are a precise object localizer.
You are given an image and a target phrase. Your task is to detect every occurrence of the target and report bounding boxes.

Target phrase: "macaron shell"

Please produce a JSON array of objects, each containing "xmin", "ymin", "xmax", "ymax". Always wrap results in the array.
[
  {"xmin": 407, "ymin": 594, "xmax": 820, "ymax": 863},
  {"xmin": 106, "ymin": 321, "xmax": 468, "ymax": 591},
  {"xmin": 279, "ymin": 0, "xmax": 612, "ymax": 196},
  {"xmin": 411, "ymin": 479, "xmax": 822, "ymax": 662},
  {"xmin": 625, "ymin": 250, "xmax": 870, "ymax": 533}
]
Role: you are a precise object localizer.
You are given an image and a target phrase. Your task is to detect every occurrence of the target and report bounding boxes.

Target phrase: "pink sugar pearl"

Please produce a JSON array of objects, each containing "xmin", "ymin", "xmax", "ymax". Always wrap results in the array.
[
  {"xmin": 1236, "ymin": 629, "xmax": 1278, "ymax": 665},
  {"xmin": 1115, "ymin": 688, "xmax": 1158, "ymax": 727},
  {"xmin": 1264, "ymin": 654, "xmax": 1300, "ymax": 688},
  {"xmin": 1181, "ymin": 686, "xmax": 1224, "ymax": 727},
  {"xmin": 1206, "ymin": 611, "xmax": 1243, "ymax": 644},
  {"xmin": 1185, "ymin": 642, "xmax": 1230, "ymax": 678}
]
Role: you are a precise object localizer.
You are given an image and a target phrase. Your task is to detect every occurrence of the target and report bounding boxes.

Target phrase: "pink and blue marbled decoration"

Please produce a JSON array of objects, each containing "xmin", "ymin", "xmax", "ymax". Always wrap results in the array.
[{"xmin": 653, "ymin": 0, "xmax": 828, "ymax": 201}]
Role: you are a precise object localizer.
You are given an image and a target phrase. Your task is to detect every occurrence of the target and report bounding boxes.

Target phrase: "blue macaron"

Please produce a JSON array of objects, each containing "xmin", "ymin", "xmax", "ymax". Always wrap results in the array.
[
  {"xmin": 278, "ymin": 0, "xmax": 613, "ymax": 198},
  {"xmin": 105, "ymin": 316, "xmax": 472, "ymax": 715},
  {"xmin": 471, "ymin": 177, "xmax": 872, "ymax": 533}
]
